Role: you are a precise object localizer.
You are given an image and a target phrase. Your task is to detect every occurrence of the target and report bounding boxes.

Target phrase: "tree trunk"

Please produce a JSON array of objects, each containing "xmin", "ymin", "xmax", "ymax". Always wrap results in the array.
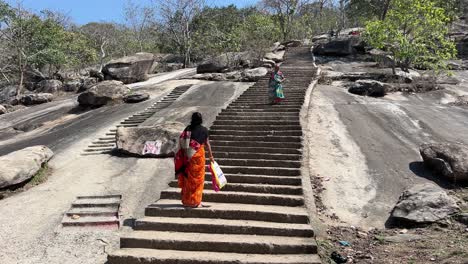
[
  {"xmin": 381, "ymin": 0, "xmax": 392, "ymax": 20},
  {"xmin": 99, "ymin": 41, "xmax": 107, "ymax": 72}
]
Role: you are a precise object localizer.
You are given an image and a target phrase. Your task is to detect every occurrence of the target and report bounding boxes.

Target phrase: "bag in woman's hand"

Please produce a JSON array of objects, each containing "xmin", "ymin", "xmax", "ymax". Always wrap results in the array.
[{"xmin": 209, "ymin": 161, "xmax": 227, "ymax": 192}]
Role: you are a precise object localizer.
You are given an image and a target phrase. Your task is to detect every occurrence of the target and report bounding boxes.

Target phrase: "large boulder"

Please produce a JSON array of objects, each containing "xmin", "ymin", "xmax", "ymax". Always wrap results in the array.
[
  {"xmin": 78, "ymin": 80, "xmax": 129, "ymax": 107},
  {"xmin": 102, "ymin": 52, "xmax": 155, "ymax": 84},
  {"xmin": 197, "ymin": 62, "xmax": 227, "ymax": 74},
  {"xmin": 0, "ymin": 146, "xmax": 53, "ymax": 188},
  {"xmin": 37, "ymin": 80, "xmax": 63, "ymax": 94},
  {"xmin": 79, "ymin": 77, "xmax": 99, "ymax": 93},
  {"xmin": 420, "ymin": 143, "xmax": 468, "ymax": 182},
  {"xmin": 197, "ymin": 52, "xmax": 256, "ymax": 74},
  {"xmin": 89, "ymin": 69, "xmax": 104, "ymax": 81},
  {"xmin": 116, "ymin": 122, "xmax": 185, "ymax": 157},
  {"xmin": 0, "ymin": 104, "xmax": 6, "ymax": 115},
  {"xmin": 391, "ymin": 183, "xmax": 460, "ymax": 224},
  {"xmin": 241, "ymin": 67, "xmax": 268, "ymax": 82},
  {"xmin": 348, "ymin": 80, "xmax": 393, "ymax": 97},
  {"xmin": 20, "ymin": 93, "xmax": 53, "ymax": 105},
  {"xmin": 313, "ymin": 36, "xmax": 363, "ymax": 56},
  {"xmin": 282, "ymin": 40, "xmax": 302, "ymax": 47},
  {"xmin": 63, "ymin": 80, "xmax": 82, "ymax": 92},
  {"xmin": 124, "ymin": 92, "xmax": 150, "ymax": 103},
  {"xmin": 0, "ymin": 85, "xmax": 17, "ymax": 104},
  {"xmin": 456, "ymin": 35, "xmax": 468, "ymax": 58},
  {"xmin": 264, "ymin": 51, "xmax": 285, "ymax": 63}
]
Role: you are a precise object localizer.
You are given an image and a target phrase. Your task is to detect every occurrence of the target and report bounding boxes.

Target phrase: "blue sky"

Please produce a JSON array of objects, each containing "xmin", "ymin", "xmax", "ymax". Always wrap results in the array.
[{"xmin": 6, "ymin": 0, "xmax": 257, "ymax": 25}]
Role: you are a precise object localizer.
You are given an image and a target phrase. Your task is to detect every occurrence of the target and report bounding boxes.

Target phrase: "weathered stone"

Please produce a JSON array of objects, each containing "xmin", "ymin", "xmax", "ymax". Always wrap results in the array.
[
  {"xmin": 241, "ymin": 67, "xmax": 268, "ymax": 82},
  {"xmin": 395, "ymin": 69, "xmax": 421, "ymax": 83},
  {"xmin": 282, "ymin": 40, "xmax": 302, "ymax": 47},
  {"xmin": 197, "ymin": 52, "xmax": 256, "ymax": 74},
  {"xmin": 0, "ymin": 85, "xmax": 17, "ymax": 104},
  {"xmin": 451, "ymin": 95, "xmax": 468, "ymax": 106},
  {"xmin": 79, "ymin": 77, "xmax": 99, "ymax": 92},
  {"xmin": 0, "ymin": 104, "xmax": 6, "ymax": 115},
  {"xmin": 312, "ymin": 34, "xmax": 330, "ymax": 42},
  {"xmin": 456, "ymin": 34, "xmax": 468, "ymax": 58},
  {"xmin": 20, "ymin": 93, "xmax": 54, "ymax": 105},
  {"xmin": 77, "ymin": 81, "xmax": 129, "ymax": 107},
  {"xmin": 63, "ymin": 80, "xmax": 82, "ymax": 92},
  {"xmin": 348, "ymin": 80, "xmax": 393, "ymax": 97},
  {"xmin": 124, "ymin": 92, "xmax": 150, "ymax": 103},
  {"xmin": 37, "ymin": 80, "xmax": 63, "ymax": 94},
  {"xmin": 103, "ymin": 52, "xmax": 155, "ymax": 84},
  {"xmin": 197, "ymin": 62, "xmax": 227, "ymax": 74},
  {"xmin": 0, "ymin": 146, "xmax": 53, "ymax": 188},
  {"xmin": 264, "ymin": 51, "xmax": 285, "ymax": 63},
  {"xmin": 456, "ymin": 213, "xmax": 468, "ymax": 225},
  {"xmin": 313, "ymin": 36, "xmax": 363, "ymax": 56},
  {"xmin": 420, "ymin": 143, "xmax": 468, "ymax": 182},
  {"xmin": 116, "ymin": 122, "xmax": 185, "ymax": 157},
  {"xmin": 261, "ymin": 59, "xmax": 276, "ymax": 68},
  {"xmin": 391, "ymin": 183, "xmax": 460, "ymax": 224},
  {"xmin": 89, "ymin": 69, "xmax": 104, "ymax": 81}
]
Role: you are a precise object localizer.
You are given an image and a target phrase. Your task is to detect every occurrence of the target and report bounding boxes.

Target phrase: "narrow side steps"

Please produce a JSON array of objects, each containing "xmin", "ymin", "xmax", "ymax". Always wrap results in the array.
[
  {"xmin": 61, "ymin": 195, "xmax": 121, "ymax": 228},
  {"xmin": 81, "ymin": 85, "xmax": 191, "ymax": 155},
  {"xmin": 107, "ymin": 47, "xmax": 321, "ymax": 263}
]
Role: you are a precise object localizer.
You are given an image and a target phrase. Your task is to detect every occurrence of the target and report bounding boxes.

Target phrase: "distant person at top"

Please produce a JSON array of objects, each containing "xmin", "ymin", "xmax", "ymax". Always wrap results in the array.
[
  {"xmin": 174, "ymin": 112, "xmax": 214, "ymax": 208},
  {"xmin": 268, "ymin": 64, "xmax": 285, "ymax": 104}
]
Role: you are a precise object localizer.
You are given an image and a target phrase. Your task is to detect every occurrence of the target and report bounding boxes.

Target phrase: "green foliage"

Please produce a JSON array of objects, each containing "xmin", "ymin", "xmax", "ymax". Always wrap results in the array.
[
  {"xmin": 240, "ymin": 13, "xmax": 280, "ymax": 55},
  {"xmin": 364, "ymin": 0, "xmax": 457, "ymax": 73}
]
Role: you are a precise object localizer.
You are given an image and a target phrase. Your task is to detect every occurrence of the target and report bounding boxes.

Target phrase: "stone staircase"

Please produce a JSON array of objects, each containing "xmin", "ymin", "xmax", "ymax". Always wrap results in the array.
[
  {"xmin": 107, "ymin": 47, "xmax": 320, "ymax": 264},
  {"xmin": 82, "ymin": 85, "xmax": 192, "ymax": 156}
]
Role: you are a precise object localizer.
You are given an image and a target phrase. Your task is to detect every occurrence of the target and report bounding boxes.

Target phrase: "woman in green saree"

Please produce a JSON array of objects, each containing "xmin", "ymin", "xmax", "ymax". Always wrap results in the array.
[{"xmin": 268, "ymin": 64, "xmax": 285, "ymax": 104}]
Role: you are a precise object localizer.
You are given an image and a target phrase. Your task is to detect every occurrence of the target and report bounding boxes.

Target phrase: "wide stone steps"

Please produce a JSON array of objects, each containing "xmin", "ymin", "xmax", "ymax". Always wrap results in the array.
[
  {"xmin": 120, "ymin": 231, "xmax": 317, "ymax": 254},
  {"xmin": 211, "ymin": 129, "xmax": 303, "ymax": 137},
  {"xmin": 108, "ymin": 248, "xmax": 321, "ymax": 264},
  {"xmin": 160, "ymin": 188, "xmax": 304, "ymax": 206},
  {"xmin": 211, "ymin": 151, "xmax": 302, "ymax": 161},
  {"xmin": 108, "ymin": 47, "xmax": 320, "ymax": 264},
  {"xmin": 145, "ymin": 199, "xmax": 310, "ymax": 223},
  {"xmin": 168, "ymin": 181, "xmax": 303, "ymax": 195},
  {"xmin": 204, "ymin": 173, "xmax": 302, "ymax": 186},
  {"xmin": 135, "ymin": 217, "xmax": 313, "ymax": 237},
  {"xmin": 212, "ymin": 158, "xmax": 301, "ymax": 168}
]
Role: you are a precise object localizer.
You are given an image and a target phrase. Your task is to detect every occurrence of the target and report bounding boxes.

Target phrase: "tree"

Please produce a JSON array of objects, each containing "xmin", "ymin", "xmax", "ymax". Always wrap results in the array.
[
  {"xmin": 240, "ymin": 13, "xmax": 281, "ymax": 61},
  {"xmin": 155, "ymin": 0, "xmax": 204, "ymax": 67},
  {"xmin": 123, "ymin": 0, "xmax": 155, "ymax": 53},
  {"xmin": 364, "ymin": 0, "xmax": 457, "ymax": 74},
  {"xmin": 80, "ymin": 22, "xmax": 120, "ymax": 70},
  {"xmin": 261, "ymin": 0, "xmax": 310, "ymax": 41}
]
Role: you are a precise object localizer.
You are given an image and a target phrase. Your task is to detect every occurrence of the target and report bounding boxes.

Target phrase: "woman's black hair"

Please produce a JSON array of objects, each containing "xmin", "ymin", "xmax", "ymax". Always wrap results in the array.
[{"xmin": 190, "ymin": 112, "xmax": 203, "ymax": 127}]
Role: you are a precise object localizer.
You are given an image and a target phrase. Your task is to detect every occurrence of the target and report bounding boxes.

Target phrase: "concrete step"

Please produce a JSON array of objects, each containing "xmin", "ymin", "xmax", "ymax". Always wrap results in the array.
[
  {"xmin": 210, "ymin": 135, "xmax": 301, "ymax": 143},
  {"xmin": 66, "ymin": 206, "xmax": 119, "ymax": 217},
  {"xmin": 216, "ymin": 115, "xmax": 300, "ymax": 121},
  {"xmin": 205, "ymin": 173, "xmax": 302, "ymax": 186},
  {"xmin": 160, "ymin": 188, "xmax": 304, "ymax": 206},
  {"xmin": 62, "ymin": 215, "xmax": 119, "ymax": 227},
  {"xmin": 219, "ymin": 165, "xmax": 300, "ymax": 176},
  {"xmin": 83, "ymin": 147, "xmax": 113, "ymax": 152},
  {"xmin": 217, "ymin": 112, "xmax": 299, "ymax": 117},
  {"xmin": 211, "ymin": 151, "xmax": 301, "ymax": 161},
  {"xmin": 214, "ymin": 158, "xmax": 301, "ymax": 169},
  {"xmin": 135, "ymin": 217, "xmax": 313, "ymax": 237},
  {"xmin": 210, "ymin": 130, "xmax": 303, "ymax": 137},
  {"xmin": 211, "ymin": 140, "xmax": 301, "ymax": 149},
  {"xmin": 223, "ymin": 108, "xmax": 300, "ymax": 113},
  {"xmin": 108, "ymin": 248, "xmax": 322, "ymax": 264},
  {"xmin": 169, "ymin": 181, "xmax": 303, "ymax": 195},
  {"xmin": 211, "ymin": 146, "xmax": 301, "ymax": 155},
  {"xmin": 212, "ymin": 120, "xmax": 301, "ymax": 126},
  {"xmin": 120, "ymin": 231, "xmax": 317, "ymax": 254},
  {"xmin": 210, "ymin": 124, "xmax": 301, "ymax": 131},
  {"xmin": 71, "ymin": 197, "xmax": 121, "ymax": 208}
]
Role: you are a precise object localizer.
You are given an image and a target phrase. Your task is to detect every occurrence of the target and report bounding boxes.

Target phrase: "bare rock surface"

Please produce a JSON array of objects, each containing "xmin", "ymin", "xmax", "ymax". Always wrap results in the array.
[
  {"xmin": 116, "ymin": 122, "xmax": 185, "ymax": 157},
  {"xmin": 264, "ymin": 50, "xmax": 285, "ymax": 62},
  {"xmin": 103, "ymin": 52, "xmax": 155, "ymax": 84},
  {"xmin": 77, "ymin": 80, "xmax": 129, "ymax": 107},
  {"xmin": 0, "ymin": 146, "xmax": 53, "ymax": 188},
  {"xmin": 420, "ymin": 143, "xmax": 468, "ymax": 182},
  {"xmin": 20, "ymin": 93, "xmax": 54, "ymax": 105},
  {"xmin": 391, "ymin": 183, "xmax": 460, "ymax": 224}
]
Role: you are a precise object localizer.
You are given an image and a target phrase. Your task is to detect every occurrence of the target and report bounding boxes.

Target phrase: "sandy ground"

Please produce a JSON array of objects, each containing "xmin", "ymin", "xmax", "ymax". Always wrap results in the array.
[
  {"xmin": 307, "ymin": 63, "xmax": 468, "ymax": 229},
  {"xmin": 0, "ymin": 72, "xmax": 252, "ymax": 263}
]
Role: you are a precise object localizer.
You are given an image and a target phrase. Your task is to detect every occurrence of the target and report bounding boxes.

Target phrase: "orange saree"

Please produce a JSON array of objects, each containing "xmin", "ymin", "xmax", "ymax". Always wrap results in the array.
[
  {"xmin": 174, "ymin": 128, "xmax": 206, "ymax": 207},
  {"xmin": 177, "ymin": 146, "xmax": 205, "ymax": 207}
]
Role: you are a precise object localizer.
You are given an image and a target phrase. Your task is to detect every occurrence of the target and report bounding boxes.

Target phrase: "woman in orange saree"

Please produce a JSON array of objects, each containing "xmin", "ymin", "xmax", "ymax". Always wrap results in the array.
[{"xmin": 174, "ymin": 112, "xmax": 214, "ymax": 208}]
